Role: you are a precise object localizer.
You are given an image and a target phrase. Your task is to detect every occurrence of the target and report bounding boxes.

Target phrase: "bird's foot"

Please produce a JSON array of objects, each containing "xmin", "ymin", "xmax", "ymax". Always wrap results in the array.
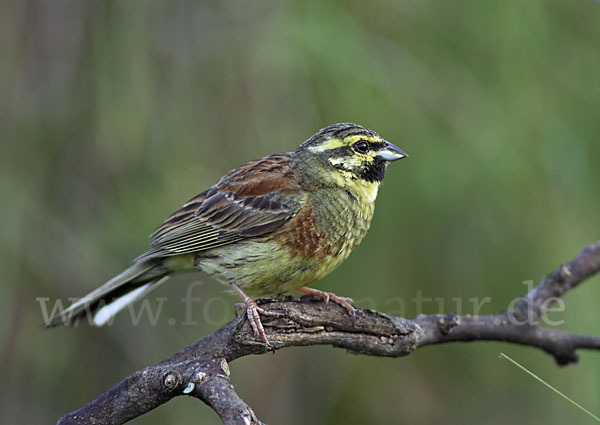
[
  {"xmin": 230, "ymin": 282, "xmax": 279, "ymax": 345},
  {"xmin": 297, "ymin": 287, "xmax": 357, "ymax": 317}
]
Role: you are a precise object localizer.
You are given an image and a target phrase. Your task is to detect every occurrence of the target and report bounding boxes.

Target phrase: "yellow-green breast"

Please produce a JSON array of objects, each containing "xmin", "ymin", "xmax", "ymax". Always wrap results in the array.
[{"xmin": 193, "ymin": 181, "xmax": 378, "ymax": 297}]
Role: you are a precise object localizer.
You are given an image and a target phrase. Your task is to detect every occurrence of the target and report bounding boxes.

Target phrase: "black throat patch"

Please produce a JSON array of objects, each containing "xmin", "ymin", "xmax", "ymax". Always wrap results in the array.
[{"xmin": 358, "ymin": 157, "xmax": 387, "ymax": 182}]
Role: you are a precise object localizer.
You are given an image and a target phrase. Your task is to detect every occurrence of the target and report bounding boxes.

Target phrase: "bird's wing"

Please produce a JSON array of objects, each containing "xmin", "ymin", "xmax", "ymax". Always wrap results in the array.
[{"xmin": 137, "ymin": 153, "xmax": 304, "ymax": 259}]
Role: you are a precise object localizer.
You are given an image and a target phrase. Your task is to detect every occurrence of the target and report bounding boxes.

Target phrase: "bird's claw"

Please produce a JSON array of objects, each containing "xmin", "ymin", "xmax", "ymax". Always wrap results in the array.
[
  {"xmin": 298, "ymin": 287, "xmax": 358, "ymax": 318},
  {"xmin": 230, "ymin": 282, "xmax": 281, "ymax": 346},
  {"xmin": 243, "ymin": 298, "xmax": 269, "ymax": 344}
]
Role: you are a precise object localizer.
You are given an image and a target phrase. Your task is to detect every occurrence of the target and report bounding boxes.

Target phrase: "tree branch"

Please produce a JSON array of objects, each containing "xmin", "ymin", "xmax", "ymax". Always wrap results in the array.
[{"xmin": 57, "ymin": 240, "xmax": 600, "ymax": 425}]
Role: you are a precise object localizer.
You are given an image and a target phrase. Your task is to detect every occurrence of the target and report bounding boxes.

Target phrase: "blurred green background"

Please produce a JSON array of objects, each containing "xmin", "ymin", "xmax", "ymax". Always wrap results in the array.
[{"xmin": 2, "ymin": 0, "xmax": 599, "ymax": 424}]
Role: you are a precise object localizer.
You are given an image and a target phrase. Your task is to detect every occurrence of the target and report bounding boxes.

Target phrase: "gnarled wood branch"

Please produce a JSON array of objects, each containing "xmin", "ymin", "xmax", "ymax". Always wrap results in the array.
[{"xmin": 57, "ymin": 240, "xmax": 600, "ymax": 425}]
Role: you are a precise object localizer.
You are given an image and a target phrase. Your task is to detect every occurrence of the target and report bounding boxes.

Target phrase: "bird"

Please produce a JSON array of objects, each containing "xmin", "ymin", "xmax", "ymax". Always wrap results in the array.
[{"xmin": 44, "ymin": 123, "xmax": 407, "ymax": 343}]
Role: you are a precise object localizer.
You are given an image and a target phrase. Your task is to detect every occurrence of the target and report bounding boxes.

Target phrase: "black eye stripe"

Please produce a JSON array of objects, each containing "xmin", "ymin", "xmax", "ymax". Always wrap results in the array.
[{"xmin": 326, "ymin": 145, "xmax": 354, "ymax": 157}]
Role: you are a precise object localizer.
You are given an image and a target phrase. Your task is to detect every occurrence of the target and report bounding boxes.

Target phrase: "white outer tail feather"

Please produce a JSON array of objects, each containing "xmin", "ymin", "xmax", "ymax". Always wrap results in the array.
[
  {"xmin": 59, "ymin": 262, "xmax": 156, "ymax": 319},
  {"xmin": 93, "ymin": 277, "xmax": 169, "ymax": 326}
]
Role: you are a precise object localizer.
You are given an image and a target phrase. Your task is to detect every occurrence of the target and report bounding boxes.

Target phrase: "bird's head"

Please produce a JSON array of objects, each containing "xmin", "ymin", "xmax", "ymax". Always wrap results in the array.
[{"xmin": 293, "ymin": 123, "xmax": 407, "ymax": 193}]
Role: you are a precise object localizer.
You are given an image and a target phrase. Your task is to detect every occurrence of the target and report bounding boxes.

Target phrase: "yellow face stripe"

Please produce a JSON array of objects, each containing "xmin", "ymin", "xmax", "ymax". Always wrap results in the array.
[
  {"xmin": 328, "ymin": 155, "xmax": 366, "ymax": 169},
  {"xmin": 306, "ymin": 138, "xmax": 347, "ymax": 153},
  {"xmin": 331, "ymin": 169, "xmax": 380, "ymax": 203},
  {"xmin": 344, "ymin": 134, "xmax": 379, "ymax": 145}
]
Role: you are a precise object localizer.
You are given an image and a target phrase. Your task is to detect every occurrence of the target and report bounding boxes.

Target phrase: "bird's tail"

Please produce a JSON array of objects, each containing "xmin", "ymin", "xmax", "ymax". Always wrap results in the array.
[{"xmin": 42, "ymin": 260, "xmax": 169, "ymax": 328}]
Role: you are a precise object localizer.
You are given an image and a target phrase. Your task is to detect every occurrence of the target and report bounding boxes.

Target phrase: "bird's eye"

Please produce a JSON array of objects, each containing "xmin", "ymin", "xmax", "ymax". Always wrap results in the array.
[{"xmin": 353, "ymin": 141, "xmax": 370, "ymax": 154}]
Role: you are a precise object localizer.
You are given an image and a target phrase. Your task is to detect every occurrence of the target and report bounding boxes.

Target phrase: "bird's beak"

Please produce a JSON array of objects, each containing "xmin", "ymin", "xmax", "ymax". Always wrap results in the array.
[{"xmin": 377, "ymin": 140, "xmax": 408, "ymax": 162}]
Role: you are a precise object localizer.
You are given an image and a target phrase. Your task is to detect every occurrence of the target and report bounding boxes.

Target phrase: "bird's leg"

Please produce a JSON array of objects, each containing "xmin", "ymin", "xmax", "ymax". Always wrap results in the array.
[
  {"xmin": 297, "ymin": 287, "xmax": 356, "ymax": 315},
  {"xmin": 229, "ymin": 281, "xmax": 276, "ymax": 344}
]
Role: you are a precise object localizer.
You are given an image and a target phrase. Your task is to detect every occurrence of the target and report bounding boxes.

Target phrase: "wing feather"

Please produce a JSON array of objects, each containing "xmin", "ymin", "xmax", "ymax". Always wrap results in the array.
[{"xmin": 137, "ymin": 153, "xmax": 304, "ymax": 260}]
